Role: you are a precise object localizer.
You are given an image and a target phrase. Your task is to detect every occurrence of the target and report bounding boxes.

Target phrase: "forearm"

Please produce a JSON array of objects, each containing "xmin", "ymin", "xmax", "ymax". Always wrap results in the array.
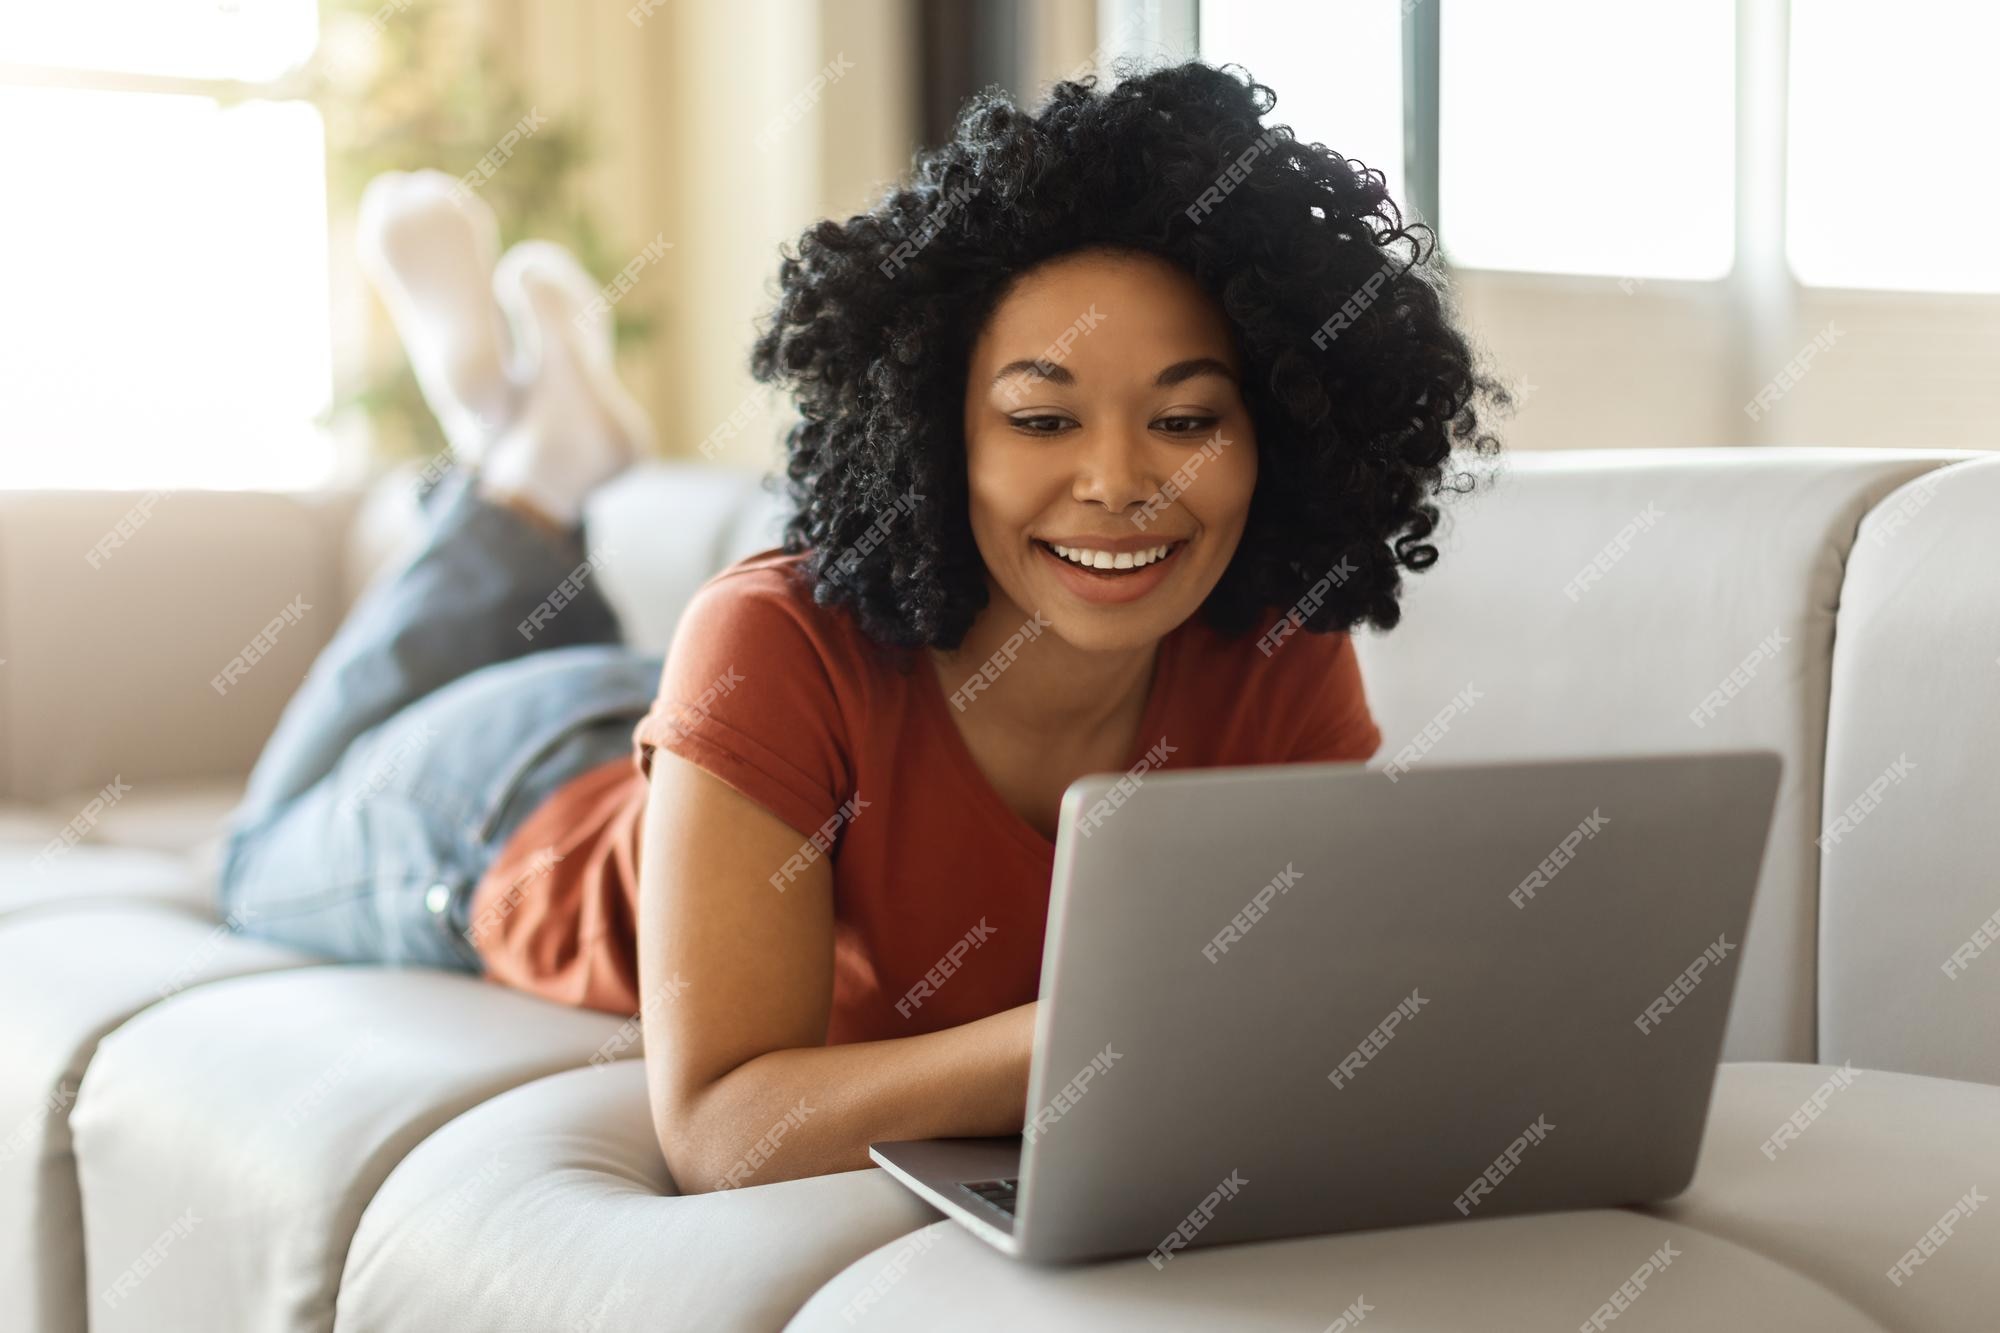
[{"xmin": 663, "ymin": 1001, "xmax": 1034, "ymax": 1193}]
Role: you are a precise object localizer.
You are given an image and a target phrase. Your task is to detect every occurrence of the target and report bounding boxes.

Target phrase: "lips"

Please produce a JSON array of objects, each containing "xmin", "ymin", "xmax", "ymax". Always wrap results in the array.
[
  {"xmin": 1032, "ymin": 537, "xmax": 1188, "ymax": 606},
  {"xmin": 1040, "ymin": 536, "xmax": 1176, "ymax": 572}
]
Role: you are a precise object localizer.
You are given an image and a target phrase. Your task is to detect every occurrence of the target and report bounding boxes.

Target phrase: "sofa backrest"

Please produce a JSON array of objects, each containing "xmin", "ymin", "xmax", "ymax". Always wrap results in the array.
[
  {"xmin": 1348, "ymin": 448, "xmax": 1973, "ymax": 1065},
  {"xmin": 0, "ymin": 487, "xmax": 359, "ymax": 800},
  {"xmin": 584, "ymin": 465, "xmax": 793, "ymax": 652},
  {"xmin": 1814, "ymin": 456, "xmax": 2000, "ymax": 1084}
]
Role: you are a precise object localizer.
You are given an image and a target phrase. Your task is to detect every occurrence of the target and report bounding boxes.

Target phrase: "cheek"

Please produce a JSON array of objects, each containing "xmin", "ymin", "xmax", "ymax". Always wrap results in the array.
[
  {"xmin": 967, "ymin": 439, "xmax": 1059, "ymax": 529},
  {"xmin": 1190, "ymin": 446, "xmax": 1258, "ymax": 536}
]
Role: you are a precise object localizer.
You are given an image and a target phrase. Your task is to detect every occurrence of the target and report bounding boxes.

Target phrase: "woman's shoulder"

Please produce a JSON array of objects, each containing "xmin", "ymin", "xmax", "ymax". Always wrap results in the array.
[
  {"xmin": 694, "ymin": 546, "xmax": 817, "ymax": 611},
  {"xmin": 675, "ymin": 547, "xmax": 899, "ymax": 683},
  {"xmin": 643, "ymin": 546, "xmax": 867, "ymax": 836}
]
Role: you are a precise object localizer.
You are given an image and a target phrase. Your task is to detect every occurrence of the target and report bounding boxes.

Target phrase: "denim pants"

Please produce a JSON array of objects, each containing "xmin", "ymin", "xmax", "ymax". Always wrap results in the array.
[{"xmin": 216, "ymin": 467, "xmax": 663, "ymax": 972}]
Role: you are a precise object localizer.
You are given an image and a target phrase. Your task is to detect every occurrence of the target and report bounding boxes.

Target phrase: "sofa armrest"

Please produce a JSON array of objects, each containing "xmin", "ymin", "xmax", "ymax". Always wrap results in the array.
[{"xmin": 0, "ymin": 488, "xmax": 361, "ymax": 802}]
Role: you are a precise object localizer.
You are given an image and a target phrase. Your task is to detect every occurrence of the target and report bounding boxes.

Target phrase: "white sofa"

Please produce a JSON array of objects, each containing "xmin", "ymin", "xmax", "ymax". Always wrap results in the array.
[{"xmin": 3, "ymin": 447, "xmax": 1997, "ymax": 1332}]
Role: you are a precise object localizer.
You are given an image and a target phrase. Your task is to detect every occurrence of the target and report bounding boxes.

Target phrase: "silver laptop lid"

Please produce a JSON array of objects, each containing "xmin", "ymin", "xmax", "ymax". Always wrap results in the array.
[{"xmin": 1014, "ymin": 749, "xmax": 1781, "ymax": 1264}]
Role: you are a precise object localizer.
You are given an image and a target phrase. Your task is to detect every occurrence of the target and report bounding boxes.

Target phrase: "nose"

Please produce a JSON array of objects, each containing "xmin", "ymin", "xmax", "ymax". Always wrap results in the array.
[{"xmin": 1070, "ymin": 424, "xmax": 1161, "ymax": 518}]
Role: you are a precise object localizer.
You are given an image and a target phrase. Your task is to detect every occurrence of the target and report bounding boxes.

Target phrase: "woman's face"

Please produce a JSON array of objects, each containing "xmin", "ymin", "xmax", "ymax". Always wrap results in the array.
[{"xmin": 960, "ymin": 247, "xmax": 1258, "ymax": 654}]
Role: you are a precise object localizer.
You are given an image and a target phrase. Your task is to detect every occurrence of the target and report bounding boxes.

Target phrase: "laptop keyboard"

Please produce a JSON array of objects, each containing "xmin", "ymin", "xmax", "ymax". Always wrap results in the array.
[{"xmin": 961, "ymin": 1177, "xmax": 1020, "ymax": 1215}]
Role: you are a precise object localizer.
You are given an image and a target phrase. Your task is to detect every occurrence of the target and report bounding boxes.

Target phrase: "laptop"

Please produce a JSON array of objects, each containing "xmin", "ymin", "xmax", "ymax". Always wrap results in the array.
[{"xmin": 871, "ymin": 748, "xmax": 1783, "ymax": 1264}]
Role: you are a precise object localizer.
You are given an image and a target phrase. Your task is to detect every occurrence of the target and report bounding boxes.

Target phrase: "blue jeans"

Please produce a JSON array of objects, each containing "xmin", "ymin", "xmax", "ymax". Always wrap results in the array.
[{"xmin": 216, "ymin": 467, "xmax": 662, "ymax": 972}]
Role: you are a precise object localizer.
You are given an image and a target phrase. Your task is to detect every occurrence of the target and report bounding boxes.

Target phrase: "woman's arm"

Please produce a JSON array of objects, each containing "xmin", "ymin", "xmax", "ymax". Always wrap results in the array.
[{"xmin": 636, "ymin": 750, "xmax": 1035, "ymax": 1193}]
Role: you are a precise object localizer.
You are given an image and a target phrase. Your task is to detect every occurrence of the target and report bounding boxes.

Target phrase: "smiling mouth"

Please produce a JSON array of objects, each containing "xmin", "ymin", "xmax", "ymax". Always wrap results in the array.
[{"xmin": 1032, "ymin": 538, "xmax": 1188, "ymax": 575}]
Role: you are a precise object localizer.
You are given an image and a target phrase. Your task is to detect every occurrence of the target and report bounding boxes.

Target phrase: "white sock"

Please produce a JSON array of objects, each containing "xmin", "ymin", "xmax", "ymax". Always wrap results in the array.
[
  {"xmin": 477, "ymin": 240, "xmax": 653, "ymax": 527},
  {"xmin": 355, "ymin": 170, "xmax": 519, "ymax": 462}
]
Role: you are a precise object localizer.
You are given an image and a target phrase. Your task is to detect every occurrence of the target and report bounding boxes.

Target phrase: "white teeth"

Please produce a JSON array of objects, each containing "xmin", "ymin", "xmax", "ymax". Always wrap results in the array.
[{"xmin": 1050, "ymin": 542, "xmax": 1174, "ymax": 571}]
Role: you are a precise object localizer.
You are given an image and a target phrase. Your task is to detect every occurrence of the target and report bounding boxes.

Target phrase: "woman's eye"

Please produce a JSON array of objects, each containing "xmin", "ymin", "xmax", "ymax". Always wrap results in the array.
[
  {"xmin": 1010, "ymin": 415, "xmax": 1075, "ymax": 435},
  {"xmin": 1006, "ymin": 414, "xmax": 1219, "ymax": 436}
]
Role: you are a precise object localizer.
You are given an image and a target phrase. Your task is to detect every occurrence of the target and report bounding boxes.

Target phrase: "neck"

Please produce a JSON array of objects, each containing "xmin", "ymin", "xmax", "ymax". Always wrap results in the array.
[{"xmin": 928, "ymin": 586, "xmax": 1159, "ymax": 742}]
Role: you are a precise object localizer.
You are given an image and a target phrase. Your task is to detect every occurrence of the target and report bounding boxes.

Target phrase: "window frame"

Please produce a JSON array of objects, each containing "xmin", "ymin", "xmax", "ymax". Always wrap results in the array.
[{"xmin": 1154, "ymin": 0, "xmax": 1910, "ymax": 443}]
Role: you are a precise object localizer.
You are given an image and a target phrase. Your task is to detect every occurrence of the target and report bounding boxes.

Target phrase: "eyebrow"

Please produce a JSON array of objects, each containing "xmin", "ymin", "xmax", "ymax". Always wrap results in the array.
[{"xmin": 989, "ymin": 356, "xmax": 1238, "ymax": 390}]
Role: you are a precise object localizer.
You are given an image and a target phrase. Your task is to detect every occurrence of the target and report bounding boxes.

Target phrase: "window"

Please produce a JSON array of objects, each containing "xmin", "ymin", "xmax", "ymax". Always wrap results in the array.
[
  {"xmin": 1196, "ymin": 1, "xmax": 1407, "ymax": 209},
  {"xmin": 0, "ymin": 1, "xmax": 318, "ymax": 81},
  {"xmin": 1438, "ymin": 0, "xmax": 1736, "ymax": 280},
  {"xmin": 1787, "ymin": 0, "xmax": 2000, "ymax": 293},
  {"xmin": 0, "ymin": 3, "xmax": 333, "ymax": 490},
  {"xmin": 1196, "ymin": 0, "xmax": 1736, "ymax": 282},
  {"xmin": 1204, "ymin": 1, "xmax": 2000, "ymax": 297}
]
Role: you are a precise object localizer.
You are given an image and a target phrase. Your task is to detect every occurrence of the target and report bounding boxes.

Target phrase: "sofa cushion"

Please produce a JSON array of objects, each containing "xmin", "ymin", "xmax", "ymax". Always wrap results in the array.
[
  {"xmin": 1351, "ymin": 447, "xmax": 1974, "ymax": 1064},
  {"xmin": 792, "ymin": 1061, "xmax": 1997, "ymax": 1331},
  {"xmin": 791, "ymin": 1198, "xmax": 1873, "ymax": 1332},
  {"xmin": 1815, "ymin": 456, "xmax": 2000, "ymax": 1084},
  {"xmin": 69, "ymin": 967, "xmax": 629, "ymax": 1333},
  {"xmin": 56, "ymin": 777, "xmax": 242, "ymax": 860},
  {"xmin": 0, "ymin": 844, "xmax": 209, "ymax": 921},
  {"xmin": 0, "ymin": 779, "xmax": 240, "ymax": 855},
  {"xmin": 335, "ymin": 1062, "xmax": 940, "ymax": 1332},
  {"xmin": 1653, "ymin": 1061, "xmax": 2000, "ymax": 1330},
  {"xmin": 0, "ymin": 904, "xmax": 313, "ymax": 1333}
]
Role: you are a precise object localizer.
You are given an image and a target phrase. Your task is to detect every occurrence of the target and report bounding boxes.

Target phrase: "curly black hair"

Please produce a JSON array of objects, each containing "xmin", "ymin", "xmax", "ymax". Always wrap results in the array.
[{"xmin": 749, "ymin": 59, "xmax": 1508, "ymax": 654}]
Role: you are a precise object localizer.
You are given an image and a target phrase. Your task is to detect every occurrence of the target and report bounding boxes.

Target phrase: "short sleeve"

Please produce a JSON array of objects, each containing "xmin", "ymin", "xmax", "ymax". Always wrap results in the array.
[
  {"xmin": 633, "ymin": 573, "xmax": 853, "ymax": 842},
  {"xmin": 1283, "ymin": 630, "xmax": 1384, "ymax": 763}
]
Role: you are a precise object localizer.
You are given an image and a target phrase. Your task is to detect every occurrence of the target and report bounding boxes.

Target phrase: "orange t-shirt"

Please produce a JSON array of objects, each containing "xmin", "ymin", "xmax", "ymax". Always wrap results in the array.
[{"xmin": 468, "ymin": 549, "xmax": 1384, "ymax": 1044}]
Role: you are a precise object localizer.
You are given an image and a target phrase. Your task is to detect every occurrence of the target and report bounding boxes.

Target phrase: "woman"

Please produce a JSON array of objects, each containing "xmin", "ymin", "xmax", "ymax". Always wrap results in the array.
[{"xmin": 219, "ymin": 61, "xmax": 1505, "ymax": 1195}]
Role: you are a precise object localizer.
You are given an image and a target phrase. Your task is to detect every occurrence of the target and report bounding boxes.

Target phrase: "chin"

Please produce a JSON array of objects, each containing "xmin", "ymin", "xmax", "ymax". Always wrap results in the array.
[{"xmin": 1038, "ymin": 600, "xmax": 1193, "ymax": 654}]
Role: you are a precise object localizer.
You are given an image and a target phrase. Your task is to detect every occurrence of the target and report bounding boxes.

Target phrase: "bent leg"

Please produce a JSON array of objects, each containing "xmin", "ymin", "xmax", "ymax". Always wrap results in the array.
[
  {"xmin": 219, "ymin": 643, "xmax": 662, "ymax": 969},
  {"xmin": 230, "ymin": 467, "xmax": 624, "ymax": 831}
]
